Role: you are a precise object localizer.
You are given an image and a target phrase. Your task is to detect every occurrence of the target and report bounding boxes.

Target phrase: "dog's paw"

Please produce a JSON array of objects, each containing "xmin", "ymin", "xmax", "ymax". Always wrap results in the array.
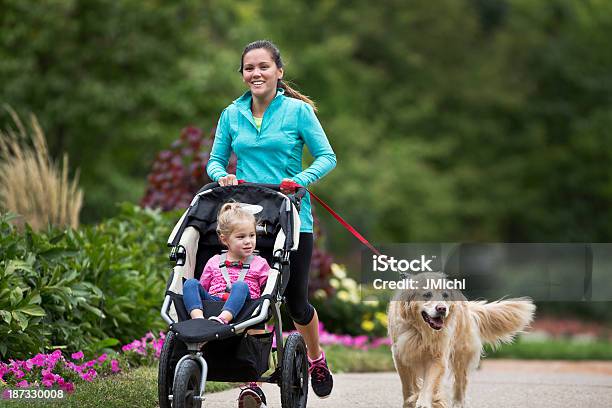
[
  {"xmin": 415, "ymin": 399, "xmax": 432, "ymax": 408},
  {"xmin": 432, "ymin": 395, "xmax": 450, "ymax": 408},
  {"xmin": 403, "ymin": 394, "xmax": 417, "ymax": 408}
]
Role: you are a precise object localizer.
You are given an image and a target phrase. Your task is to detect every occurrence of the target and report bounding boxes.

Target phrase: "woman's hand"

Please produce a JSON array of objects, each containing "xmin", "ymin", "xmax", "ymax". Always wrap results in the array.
[
  {"xmin": 218, "ymin": 174, "xmax": 238, "ymax": 186},
  {"xmin": 280, "ymin": 178, "xmax": 297, "ymax": 194}
]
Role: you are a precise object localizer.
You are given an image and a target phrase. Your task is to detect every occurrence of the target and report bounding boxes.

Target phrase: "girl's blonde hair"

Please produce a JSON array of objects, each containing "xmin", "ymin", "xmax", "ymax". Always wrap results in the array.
[
  {"xmin": 239, "ymin": 40, "xmax": 318, "ymax": 112},
  {"xmin": 216, "ymin": 202, "xmax": 257, "ymax": 239}
]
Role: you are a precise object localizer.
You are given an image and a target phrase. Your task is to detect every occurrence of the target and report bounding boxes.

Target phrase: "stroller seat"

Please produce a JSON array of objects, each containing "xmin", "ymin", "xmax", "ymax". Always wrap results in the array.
[{"xmin": 170, "ymin": 297, "xmax": 272, "ymax": 343}]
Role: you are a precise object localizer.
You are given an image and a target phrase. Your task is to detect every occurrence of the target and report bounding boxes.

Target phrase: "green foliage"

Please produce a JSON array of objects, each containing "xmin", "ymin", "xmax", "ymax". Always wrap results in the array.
[
  {"xmin": 0, "ymin": 206, "xmax": 178, "ymax": 360},
  {"xmin": 2, "ymin": 0, "xmax": 612, "ymax": 247}
]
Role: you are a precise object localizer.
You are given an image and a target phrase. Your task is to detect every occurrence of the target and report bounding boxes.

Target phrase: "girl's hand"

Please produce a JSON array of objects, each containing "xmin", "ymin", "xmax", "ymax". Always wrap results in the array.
[{"xmin": 218, "ymin": 174, "xmax": 238, "ymax": 186}]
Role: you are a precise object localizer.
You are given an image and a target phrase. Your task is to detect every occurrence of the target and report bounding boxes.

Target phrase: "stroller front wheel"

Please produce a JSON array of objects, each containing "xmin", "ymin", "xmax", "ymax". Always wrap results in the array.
[
  {"xmin": 172, "ymin": 359, "xmax": 202, "ymax": 408},
  {"xmin": 280, "ymin": 333, "xmax": 308, "ymax": 408},
  {"xmin": 158, "ymin": 331, "xmax": 177, "ymax": 408}
]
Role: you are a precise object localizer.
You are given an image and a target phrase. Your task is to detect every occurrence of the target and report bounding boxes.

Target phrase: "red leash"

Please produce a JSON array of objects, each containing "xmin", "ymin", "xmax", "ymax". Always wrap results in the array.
[{"xmin": 280, "ymin": 180, "xmax": 381, "ymax": 256}]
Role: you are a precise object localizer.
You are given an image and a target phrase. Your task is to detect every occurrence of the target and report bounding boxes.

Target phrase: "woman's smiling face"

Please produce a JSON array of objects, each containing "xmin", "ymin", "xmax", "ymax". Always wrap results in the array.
[{"xmin": 242, "ymin": 48, "xmax": 284, "ymax": 99}]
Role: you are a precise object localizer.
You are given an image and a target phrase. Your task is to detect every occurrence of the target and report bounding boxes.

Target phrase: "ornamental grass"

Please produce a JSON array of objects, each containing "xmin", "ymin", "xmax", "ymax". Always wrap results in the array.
[{"xmin": 0, "ymin": 107, "xmax": 83, "ymax": 231}]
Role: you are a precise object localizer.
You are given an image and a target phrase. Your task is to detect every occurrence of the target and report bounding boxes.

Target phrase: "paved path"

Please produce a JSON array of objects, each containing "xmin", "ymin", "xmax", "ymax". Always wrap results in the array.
[{"xmin": 204, "ymin": 360, "xmax": 612, "ymax": 407}]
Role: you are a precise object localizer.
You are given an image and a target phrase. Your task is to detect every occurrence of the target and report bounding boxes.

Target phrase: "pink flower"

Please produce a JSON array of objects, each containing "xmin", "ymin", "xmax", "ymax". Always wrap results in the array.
[
  {"xmin": 152, "ymin": 339, "xmax": 164, "ymax": 357},
  {"xmin": 2, "ymin": 389, "xmax": 10, "ymax": 400},
  {"xmin": 0, "ymin": 363, "xmax": 8, "ymax": 378},
  {"xmin": 64, "ymin": 361, "xmax": 79, "ymax": 373},
  {"xmin": 48, "ymin": 350, "xmax": 63, "ymax": 366},
  {"xmin": 30, "ymin": 353, "xmax": 46, "ymax": 367},
  {"xmin": 97, "ymin": 353, "xmax": 108, "ymax": 364},
  {"xmin": 121, "ymin": 344, "xmax": 133, "ymax": 352},
  {"xmin": 13, "ymin": 370, "xmax": 25, "ymax": 379},
  {"xmin": 111, "ymin": 359, "xmax": 120, "ymax": 373},
  {"xmin": 16, "ymin": 380, "xmax": 29, "ymax": 388},
  {"xmin": 71, "ymin": 351, "xmax": 84, "ymax": 360},
  {"xmin": 42, "ymin": 371, "xmax": 56, "ymax": 384},
  {"xmin": 81, "ymin": 369, "xmax": 97, "ymax": 382},
  {"xmin": 60, "ymin": 381, "xmax": 75, "ymax": 393}
]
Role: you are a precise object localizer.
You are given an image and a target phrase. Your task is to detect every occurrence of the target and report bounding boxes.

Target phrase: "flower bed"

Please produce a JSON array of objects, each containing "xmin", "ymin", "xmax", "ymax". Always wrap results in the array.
[
  {"xmin": 0, "ymin": 331, "xmax": 164, "ymax": 395},
  {"xmin": 1, "ymin": 327, "xmax": 390, "ymax": 396},
  {"xmin": 281, "ymin": 323, "xmax": 390, "ymax": 350}
]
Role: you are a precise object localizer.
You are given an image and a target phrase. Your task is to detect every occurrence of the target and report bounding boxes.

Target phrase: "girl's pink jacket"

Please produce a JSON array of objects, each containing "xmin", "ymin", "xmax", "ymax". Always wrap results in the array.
[{"xmin": 199, "ymin": 254, "xmax": 270, "ymax": 298}]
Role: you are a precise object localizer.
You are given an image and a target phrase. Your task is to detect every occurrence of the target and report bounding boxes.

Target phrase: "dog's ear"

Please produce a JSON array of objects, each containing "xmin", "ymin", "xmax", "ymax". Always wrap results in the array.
[
  {"xmin": 449, "ymin": 288, "xmax": 467, "ymax": 302},
  {"xmin": 400, "ymin": 302, "xmax": 414, "ymax": 321},
  {"xmin": 396, "ymin": 290, "xmax": 417, "ymax": 321}
]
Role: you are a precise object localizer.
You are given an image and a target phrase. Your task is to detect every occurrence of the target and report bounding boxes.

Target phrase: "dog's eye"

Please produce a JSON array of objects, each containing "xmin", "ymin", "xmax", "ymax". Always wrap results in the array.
[
  {"xmin": 423, "ymin": 292, "xmax": 432, "ymax": 299},
  {"xmin": 442, "ymin": 292, "xmax": 449, "ymax": 299}
]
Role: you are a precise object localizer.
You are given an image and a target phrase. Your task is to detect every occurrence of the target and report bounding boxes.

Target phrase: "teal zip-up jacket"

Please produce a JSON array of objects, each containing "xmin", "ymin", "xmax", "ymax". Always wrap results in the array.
[{"xmin": 207, "ymin": 88, "xmax": 337, "ymax": 233}]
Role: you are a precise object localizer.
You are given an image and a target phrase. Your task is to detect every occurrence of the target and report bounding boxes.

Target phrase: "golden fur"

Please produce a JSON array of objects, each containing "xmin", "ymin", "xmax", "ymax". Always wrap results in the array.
[{"xmin": 387, "ymin": 272, "xmax": 535, "ymax": 408}]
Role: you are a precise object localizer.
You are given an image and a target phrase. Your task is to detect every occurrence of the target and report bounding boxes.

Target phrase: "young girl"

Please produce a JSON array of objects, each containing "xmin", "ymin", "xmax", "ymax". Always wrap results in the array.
[{"xmin": 182, "ymin": 202, "xmax": 270, "ymax": 325}]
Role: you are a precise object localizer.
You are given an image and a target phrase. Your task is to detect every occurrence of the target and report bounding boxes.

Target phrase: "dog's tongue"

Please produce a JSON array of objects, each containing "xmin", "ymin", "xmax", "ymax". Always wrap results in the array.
[
  {"xmin": 430, "ymin": 317, "xmax": 444, "ymax": 330},
  {"xmin": 422, "ymin": 311, "xmax": 444, "ymax": 330}
]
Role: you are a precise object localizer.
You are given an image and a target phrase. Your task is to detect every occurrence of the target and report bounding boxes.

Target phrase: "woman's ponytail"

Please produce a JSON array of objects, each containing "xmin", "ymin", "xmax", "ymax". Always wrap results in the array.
[{"xmin": 278, "ymin": 79, "xmax": 317, "ymax": 112}]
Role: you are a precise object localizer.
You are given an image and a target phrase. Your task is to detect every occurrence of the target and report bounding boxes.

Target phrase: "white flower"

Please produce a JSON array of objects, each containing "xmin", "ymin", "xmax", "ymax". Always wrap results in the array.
[
  {"xmin": 342, "ymin": 277, "xmax": 357, "ymax": 291},
  {"xmin": 337, "ymin": 290, "xmax": 350, "ymax": 302},
  {"xmin": 331, "ymin": 263, "xmax": 346, "ymax": 279},
  {"xmin": 313, "ymin": 289, "xmax": 327, "ymax": 300}
]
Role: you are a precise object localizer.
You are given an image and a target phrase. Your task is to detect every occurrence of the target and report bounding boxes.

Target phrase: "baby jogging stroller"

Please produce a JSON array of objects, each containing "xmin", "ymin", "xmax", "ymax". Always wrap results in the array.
[{"xmin": 158, "ymin": 182, "xmax": 309, "ymax": 408}]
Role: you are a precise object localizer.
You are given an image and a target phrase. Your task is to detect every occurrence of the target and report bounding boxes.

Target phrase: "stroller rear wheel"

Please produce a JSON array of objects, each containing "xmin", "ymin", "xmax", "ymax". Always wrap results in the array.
[
  {"xmin": 280, "ymin": 333, "xmax": 308, "ymax": 408},
  {"xmin": 172, "ymin": 359, "xmax": 202, "ymax": 408}
]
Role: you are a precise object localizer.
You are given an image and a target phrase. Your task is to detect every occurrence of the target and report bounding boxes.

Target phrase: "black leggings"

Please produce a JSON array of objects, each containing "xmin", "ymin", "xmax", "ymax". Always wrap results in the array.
[{"xmin": 286, "ymin": 232, "xmax": 315, "ymax": 326}]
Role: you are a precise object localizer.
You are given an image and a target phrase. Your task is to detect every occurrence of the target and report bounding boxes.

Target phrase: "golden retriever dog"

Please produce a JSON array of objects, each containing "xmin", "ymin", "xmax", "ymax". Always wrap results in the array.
[{"xmin": 388, "ymin": 272, "xmax": 535, "ymax": 408}]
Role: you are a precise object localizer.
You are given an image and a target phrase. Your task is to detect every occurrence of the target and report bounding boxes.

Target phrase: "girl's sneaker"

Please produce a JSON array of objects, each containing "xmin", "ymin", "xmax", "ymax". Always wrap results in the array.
[
  {"xmin": 209, "ymin": 316, "xmax": 228, "ymax": 325},
  {"xmin": 308, "ymin": 350, "xmax": 333, "ymax": 398},
  {"xmin": 238, "ymin": 382, "xmax": 267, "ymax": 408}
]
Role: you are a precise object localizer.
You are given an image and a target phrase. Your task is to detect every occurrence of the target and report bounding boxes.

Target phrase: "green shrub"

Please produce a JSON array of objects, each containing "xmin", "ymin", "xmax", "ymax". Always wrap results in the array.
[{"xmin": 0, "ymin": 205, "xmax": 179, "ymax": 360}]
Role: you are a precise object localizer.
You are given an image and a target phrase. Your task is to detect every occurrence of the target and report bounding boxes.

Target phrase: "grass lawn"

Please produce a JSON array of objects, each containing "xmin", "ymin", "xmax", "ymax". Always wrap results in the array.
[
  {"xmin": 486, "ymin": 338, "xmax": 612, "ymax": 360},
  {"xmin": 326, "ymin": 345, "xmax": 395, "ymax": 372}
]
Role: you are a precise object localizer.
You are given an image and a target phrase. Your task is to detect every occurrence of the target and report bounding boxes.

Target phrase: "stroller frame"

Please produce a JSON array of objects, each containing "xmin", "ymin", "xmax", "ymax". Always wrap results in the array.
[{"xmin": 158, "ymin": 182, "xmax": 309, "ymax": 408}]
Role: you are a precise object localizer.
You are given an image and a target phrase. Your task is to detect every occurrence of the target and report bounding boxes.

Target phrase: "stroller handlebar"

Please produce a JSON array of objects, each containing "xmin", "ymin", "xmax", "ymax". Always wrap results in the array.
[{"xmin": 199, "ymin": 181, "xmax": 307, "ymax": 201}]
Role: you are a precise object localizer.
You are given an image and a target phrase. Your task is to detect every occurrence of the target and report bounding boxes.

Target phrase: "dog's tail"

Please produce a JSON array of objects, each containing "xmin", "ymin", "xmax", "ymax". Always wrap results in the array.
[{"xmin": 468, "ymin": 298, "xmax": 535, "ymax": 347}]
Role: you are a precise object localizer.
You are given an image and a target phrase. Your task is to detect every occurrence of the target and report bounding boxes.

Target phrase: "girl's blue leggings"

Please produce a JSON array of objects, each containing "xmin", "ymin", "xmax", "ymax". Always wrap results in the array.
[{"xmin": 183, "ymin": 279, "xmax": 251, "ymax": 318}]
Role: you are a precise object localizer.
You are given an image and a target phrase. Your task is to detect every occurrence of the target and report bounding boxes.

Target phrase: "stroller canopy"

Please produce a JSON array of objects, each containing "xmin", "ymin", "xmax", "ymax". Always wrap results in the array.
[{"xmin": 168, "ymin": 183, "xmax": 299, "ymax": 252}]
